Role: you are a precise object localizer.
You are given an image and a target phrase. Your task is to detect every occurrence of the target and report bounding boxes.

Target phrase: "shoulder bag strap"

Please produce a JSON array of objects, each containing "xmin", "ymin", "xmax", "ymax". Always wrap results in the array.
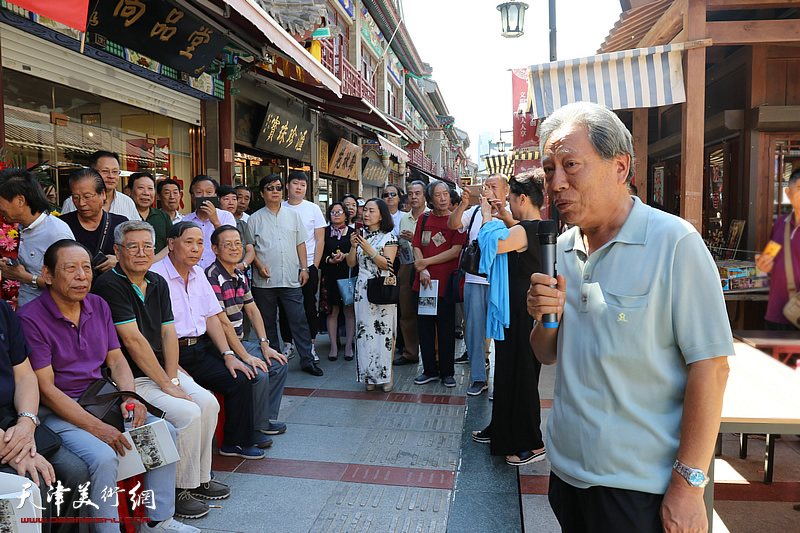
[
  {"xmin": 96, "ymin": 211, "xmax": 111, "ymax": 256},
  {"xmin": 785, "ymin": 216, "xmax": 796, "ymax": 297},
  {"xmin": 467, "ymin": 206, "xmax": 481, "ymax": 236}
]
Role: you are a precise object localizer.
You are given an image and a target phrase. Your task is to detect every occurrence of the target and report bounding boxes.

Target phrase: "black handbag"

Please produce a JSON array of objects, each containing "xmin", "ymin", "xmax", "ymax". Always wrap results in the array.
[
  {"xmin": 0, "ymin": 412, "xmax": 62, "ymax": 459},
  {"xmin": 459, "ymin": 207, "xmax": 485, "ymax": 277},
  {"xmin": 78, "ymin": 368, "xmax": 164, "ymax": 431},
  {"xmin": 444, "ymin": 268, "xmax": 465, "ymax": 303},
  {"xmin": 367, "ymin": 264, "xmax": 399, "ymax": 304}
]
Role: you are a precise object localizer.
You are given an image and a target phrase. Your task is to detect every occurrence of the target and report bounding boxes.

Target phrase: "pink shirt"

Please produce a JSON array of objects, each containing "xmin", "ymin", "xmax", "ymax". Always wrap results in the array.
[{"xmin": 150, "ymin": 256, "xmax": 222, "ymax": 338}]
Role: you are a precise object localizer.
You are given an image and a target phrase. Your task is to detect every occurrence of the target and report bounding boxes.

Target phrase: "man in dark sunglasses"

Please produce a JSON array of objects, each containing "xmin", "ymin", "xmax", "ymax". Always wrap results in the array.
[{"xmin": 246, "ymin": 174, "xmax": 323, "ymax": 377}]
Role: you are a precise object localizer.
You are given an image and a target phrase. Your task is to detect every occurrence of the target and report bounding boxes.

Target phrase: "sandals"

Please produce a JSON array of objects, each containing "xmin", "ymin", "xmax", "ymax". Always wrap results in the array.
[
  {"xmin": 382, "ymin": 382, "xmax": 393, "ymax": 393},
  {"xmin": 365, "ymin": 382, "xmax": 375, "ymax": 391},
  {"xmin": 506, "ymin": 449, "xmax": 546, "ymax": 466},
  {"xmin": 471, "ymin": 430, "xmax": 491, "ymax": 444}
]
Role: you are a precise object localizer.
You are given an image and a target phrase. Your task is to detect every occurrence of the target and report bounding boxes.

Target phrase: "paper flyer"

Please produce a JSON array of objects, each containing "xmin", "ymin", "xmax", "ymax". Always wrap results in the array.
[
  {"xmin": 418, "ymin": 281, "xmax": 439, "ymax": 315},
  {"xmin": 116, "ymin": 418, "xmax": 180, "ymax": 481}
]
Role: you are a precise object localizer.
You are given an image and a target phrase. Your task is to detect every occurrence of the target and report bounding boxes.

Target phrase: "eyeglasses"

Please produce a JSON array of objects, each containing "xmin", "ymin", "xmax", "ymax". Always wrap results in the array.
[
  {"xmin": 330, "ymin": 210, "xmax": 345, "ymax": 215},
  {"xmin": 264, "ymin": 185, "xmax": 283, "ymax": 192},
  {"xmin": 382, "ymin": 192, "xmax": 397, "ymax": 198},
  {"xmin": 122, "ymin": 243, "xmax": 155, "ymax": 254},
  {"xmin": 219, "ymin": 241, "xmax": 243, "ymax": 250},
  {"xmin": 72, "ymin": 193, "xmax": 99, "ymax": 204},
  {"xmin": 97, "ymin": 169, "xmax": 120, "ymax": 176}
]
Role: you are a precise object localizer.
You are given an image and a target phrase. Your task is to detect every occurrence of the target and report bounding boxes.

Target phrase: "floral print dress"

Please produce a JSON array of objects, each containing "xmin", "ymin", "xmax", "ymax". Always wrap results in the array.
[{"xmin": 354, "ymin": 230, "xmax": 398, "ymax": 384}]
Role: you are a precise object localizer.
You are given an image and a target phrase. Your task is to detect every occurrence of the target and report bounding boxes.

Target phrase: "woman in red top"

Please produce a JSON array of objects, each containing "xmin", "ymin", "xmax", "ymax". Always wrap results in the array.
[{"xmin": 411, "ymin": 181, "xmax": 467, "ymax": 388}]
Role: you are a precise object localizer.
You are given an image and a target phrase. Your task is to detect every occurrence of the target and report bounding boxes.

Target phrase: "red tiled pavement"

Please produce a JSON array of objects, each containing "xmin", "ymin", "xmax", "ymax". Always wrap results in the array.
[
  {"xmin": 211, "ymin": 455, "xmax": 454, "ymax": 489},
  {"xmin": 282, "ymin": 387, "xmax": 467, "ymax": 405},
  {"xmin": 519, "ymin": 475, "xmax": 549, "ymax": 495}
]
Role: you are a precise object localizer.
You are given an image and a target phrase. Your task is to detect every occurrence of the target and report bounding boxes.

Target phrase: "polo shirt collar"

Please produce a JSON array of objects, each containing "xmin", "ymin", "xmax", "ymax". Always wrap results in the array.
[
  {"xmin": 160, "ymin": 255, "xmax": 198, "ymax": 282},
  {"xmin": 20, "ymin": 212, "xmax": 47, "ymax": 232},
  {"xmin": 212, "ymin": 258, "xmax": 237, "ymax": 282},
  {"xmin": 111, "ymin": 266, "xmax": 152, "ymax": 302},
  {"xmin": 565, "ymin": 196, "xmax": 648, "ymax": 254},
  {"xmin": 39, "ymin": 287, "xmax": 94, "ymax": 326}
]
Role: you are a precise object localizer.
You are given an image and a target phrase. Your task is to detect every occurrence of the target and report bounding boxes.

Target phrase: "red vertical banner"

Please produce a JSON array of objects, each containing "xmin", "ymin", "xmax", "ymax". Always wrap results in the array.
[{"xmin": 512, "ymin": 68, "xmax": 540, "ymax": 170}]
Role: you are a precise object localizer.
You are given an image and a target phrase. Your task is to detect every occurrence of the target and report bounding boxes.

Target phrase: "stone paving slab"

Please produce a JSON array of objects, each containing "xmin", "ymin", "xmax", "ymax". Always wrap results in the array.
[
  {"xmin": 353, "ymin": 428, "xmax": 461, "ymax": 470},
  {"xmin": 375, "ymin": 401, "xmax": 465, "ymax": 433},
  {"xmin": 308, "ymin": 482, "xmax": 450, "ymax": 533}
]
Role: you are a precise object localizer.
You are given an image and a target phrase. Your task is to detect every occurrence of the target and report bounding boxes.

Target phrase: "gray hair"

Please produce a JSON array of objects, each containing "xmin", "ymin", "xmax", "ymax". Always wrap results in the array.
[
  {"xmin": 485, "ymin": 173, "xmax": 509, "ymax": 188},
  {"xmin": 114, "ymin": 220, "xmax": 156, "ymax": 245},
  {"xmin": 538, "ymin": 102, "xmax": 635, "ymax": 184}
]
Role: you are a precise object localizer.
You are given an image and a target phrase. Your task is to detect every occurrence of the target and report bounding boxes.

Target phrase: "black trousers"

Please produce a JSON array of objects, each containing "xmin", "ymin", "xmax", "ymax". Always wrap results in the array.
[
  {"xmin": 279, "ymin": 264, "xmax": 319, "ymax": 341},
  {"xmin": 548, "ymin": 472, "xmax": 664, "ymax": 533},
  {"xmin": 179, "ymin": 337, "xmax": 254, "ymax": 447},
  {"xmin": 418, "ymin": 296, "xmax": 456, "ymax": 379}
]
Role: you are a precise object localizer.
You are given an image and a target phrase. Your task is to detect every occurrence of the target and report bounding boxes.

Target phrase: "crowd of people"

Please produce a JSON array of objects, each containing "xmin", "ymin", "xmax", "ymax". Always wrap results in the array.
[{"xmin": 0, "ymin": 101, "xmax": 736, "ymax": 533}]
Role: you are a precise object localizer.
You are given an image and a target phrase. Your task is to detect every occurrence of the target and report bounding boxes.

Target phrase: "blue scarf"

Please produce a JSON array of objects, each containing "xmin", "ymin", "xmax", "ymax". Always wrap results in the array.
[{"xmin": 478, "ymin": 220, "xmax": 510, "ymax": 341}]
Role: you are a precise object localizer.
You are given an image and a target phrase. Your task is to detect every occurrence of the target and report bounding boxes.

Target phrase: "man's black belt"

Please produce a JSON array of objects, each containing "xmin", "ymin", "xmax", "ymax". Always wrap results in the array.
[{"xmin": 178, "ymin": 336, "xmax": 199, "ymax": 347}]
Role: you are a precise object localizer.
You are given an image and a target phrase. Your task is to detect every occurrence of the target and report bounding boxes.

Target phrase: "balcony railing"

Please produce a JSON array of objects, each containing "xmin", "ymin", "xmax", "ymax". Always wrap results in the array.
[{"xmin": 320, "ymin": 40, "xmax": 376, "ymax": 106}]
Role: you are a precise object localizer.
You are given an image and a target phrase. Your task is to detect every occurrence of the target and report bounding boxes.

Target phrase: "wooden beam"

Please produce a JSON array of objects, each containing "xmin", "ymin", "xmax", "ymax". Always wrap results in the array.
[
  {"xmin": 745, "ymin": 46, "xmax": 770, "ymax": 250},
  {"xmin": 707, "ymin": 0, "xmax": 800, "ymax": 10},
  {"xmin": 638, "ymin": 0, "xmax": 686, "ymax": 47},
  {"xmin": 680, "ymin": 0, "xmax": 706, "ymax": 232},
  {"xmin": 708, "ymin": 20, "xmax": 800, "ymax": 45},
  {"xmin": 632, "ymin": 108, "xmax": 649, "ymax": 203}
]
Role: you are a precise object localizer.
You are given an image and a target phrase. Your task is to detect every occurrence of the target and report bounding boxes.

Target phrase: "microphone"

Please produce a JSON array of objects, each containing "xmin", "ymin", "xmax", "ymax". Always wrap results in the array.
[{"xmin": 537, "ymin": 220, "xmax": 559, "ymax": 329}]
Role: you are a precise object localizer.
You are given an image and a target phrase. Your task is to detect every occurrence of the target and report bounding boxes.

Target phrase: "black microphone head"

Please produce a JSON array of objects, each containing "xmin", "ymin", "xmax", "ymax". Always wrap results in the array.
[{"xmin": 538, "ymin": 220, "xmax": 558, "ymax": 244}]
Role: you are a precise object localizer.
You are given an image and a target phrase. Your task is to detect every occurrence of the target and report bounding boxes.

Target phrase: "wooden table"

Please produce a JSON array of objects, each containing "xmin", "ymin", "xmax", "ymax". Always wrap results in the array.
[
  {"xmin": 705, "ymin": 342, "xmax": 800, "ymax": 530},
  {"xmin": 732, "ymin": 329, "xmax": 800, "ymax": 364}
]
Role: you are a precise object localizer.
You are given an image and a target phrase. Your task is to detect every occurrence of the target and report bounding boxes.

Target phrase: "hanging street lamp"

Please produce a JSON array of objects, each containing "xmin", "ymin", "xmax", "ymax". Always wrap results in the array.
[{"xmin": 497, "ymin": 2, "xmax": 528, "ymax": 38}]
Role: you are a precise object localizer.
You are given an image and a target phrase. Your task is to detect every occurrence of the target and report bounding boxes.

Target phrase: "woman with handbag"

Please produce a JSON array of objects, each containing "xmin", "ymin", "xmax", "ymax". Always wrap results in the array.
[
  {"xmin": 471, "ymin": 173, "xmax": 548, "ymax": 467},
  {"xmin": 347, "ymin": 198, "xmax": 398, "ymax": 391},
  {"xmin": 320, "ymin": 202, "xmax": 356, "ymax": 361}
]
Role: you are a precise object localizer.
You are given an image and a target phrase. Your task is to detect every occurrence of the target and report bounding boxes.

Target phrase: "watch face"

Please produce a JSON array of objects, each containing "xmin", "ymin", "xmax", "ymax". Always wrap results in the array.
[{"xmin": 688, "ymin": 471, "xmax": 705, "ymax": 486}]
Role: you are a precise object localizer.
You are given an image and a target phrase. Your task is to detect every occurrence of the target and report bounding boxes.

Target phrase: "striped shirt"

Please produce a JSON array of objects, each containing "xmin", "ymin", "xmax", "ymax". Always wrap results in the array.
[{"xmin": 205, "ymin": 259, "xmax": 253, "ymax": 339}]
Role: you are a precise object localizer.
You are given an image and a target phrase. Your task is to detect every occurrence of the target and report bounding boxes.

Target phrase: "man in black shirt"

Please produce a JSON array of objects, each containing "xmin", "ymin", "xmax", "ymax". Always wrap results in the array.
[
  {"xmin": 92, "ymin": 220, "xmax": 227, "ymax": 520},
  {"xmin": 60, "ymin": 168, "xmax": 127, "ymax": 278}
]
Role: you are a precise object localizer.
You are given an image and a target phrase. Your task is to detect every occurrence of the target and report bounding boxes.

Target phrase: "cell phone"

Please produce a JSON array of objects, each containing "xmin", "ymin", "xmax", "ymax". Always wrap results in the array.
[
  {"xmin": 92, "ymin": 252, "xmax": 108, "ymax": 268},
  {"xmin": 202, "ymin": 196, "xmax": 221, "ymax": 209},
  {"xmin": 6, "ymin": 258, "xmax": 19, "ymax": 266}
]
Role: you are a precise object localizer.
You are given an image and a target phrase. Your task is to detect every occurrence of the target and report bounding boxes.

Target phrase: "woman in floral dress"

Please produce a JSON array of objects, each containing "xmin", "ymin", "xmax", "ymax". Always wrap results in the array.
[{"xmin": 347, "ymin": 198, "xmax": 398, "ymax": 391}]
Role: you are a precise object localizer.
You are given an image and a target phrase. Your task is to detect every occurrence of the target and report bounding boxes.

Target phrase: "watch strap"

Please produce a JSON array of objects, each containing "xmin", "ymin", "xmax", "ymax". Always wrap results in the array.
[{"xmin": 17, "ymin": 412, "xmax": 40, "ymax": 426}]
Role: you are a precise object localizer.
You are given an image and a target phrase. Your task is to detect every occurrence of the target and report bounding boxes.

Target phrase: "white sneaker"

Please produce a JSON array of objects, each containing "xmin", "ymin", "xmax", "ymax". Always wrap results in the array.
[
  {"xmin": 139, "ymin": 518, "xmax": 200, "ymax": 533},
  {"xmin": 312, "ymin": 344, "xmax": 319, "ymax": 363},
  {"xmin": 282, "ymin": 343, "xmax": 294, "ymax": 360}
]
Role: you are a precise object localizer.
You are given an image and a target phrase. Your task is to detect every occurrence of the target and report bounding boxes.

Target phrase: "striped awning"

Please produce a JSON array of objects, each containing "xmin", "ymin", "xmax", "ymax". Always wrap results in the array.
[
  {"xmin": 483, "ymin": 150, "xmax": 540, "ymax": 175},
  {"xmin": 523, "ymin": 43, "xmax": 687, "ymax": 119}
]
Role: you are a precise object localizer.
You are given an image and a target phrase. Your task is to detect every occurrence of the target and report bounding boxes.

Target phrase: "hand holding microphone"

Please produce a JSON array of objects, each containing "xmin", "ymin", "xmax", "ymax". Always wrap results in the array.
[{"xmin": 529, "ymin": 220, "xmax": 564, "ymax": 328}]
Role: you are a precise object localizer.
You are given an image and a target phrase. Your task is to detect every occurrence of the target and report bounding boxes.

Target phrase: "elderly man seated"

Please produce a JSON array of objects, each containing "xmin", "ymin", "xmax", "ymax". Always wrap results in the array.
[
  {"xmin": 205, "ymin": 225, "xmax": 288, "ymax": 445},
  {"xmin": 0, "ymin": 296, "xmax": 89, "ymax": 533},
  {"xmin": 18, "ymin": 239, "xmax": 196, "ymax": 533}
]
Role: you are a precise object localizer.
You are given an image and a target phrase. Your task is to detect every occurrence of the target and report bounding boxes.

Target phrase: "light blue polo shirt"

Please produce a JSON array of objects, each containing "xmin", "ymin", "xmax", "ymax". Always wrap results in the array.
[{"xmin": 548, "ymin": 196, "xmax": 734, "ymax": 495}]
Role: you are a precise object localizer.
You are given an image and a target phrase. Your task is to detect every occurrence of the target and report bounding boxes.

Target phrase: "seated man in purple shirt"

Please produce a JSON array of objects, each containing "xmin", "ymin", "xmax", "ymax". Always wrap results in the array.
[
  {"xmin": 205, "ymin": 225, "xmax": 289, "ymax": 446},
  {"xmin": 182, "ymin": 176, "xmax": 236, "ymax": 271},
  {"xmin": 18, "ymin": 239, "xmax": 195, "ymax": 533},
  {"xmin": 150, "ymin": 222, "xmax": 267, "ymax": 458}
]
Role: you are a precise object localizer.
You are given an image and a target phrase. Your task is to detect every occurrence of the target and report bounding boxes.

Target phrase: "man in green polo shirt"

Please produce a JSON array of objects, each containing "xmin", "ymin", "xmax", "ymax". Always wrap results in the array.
[
  {"xmin": 528, "ymin": 102, "xmax": 733, "ymax": 532},
  {"xmin": 129, "ymin": 172, "xmax": 172, "ymax": 261}
]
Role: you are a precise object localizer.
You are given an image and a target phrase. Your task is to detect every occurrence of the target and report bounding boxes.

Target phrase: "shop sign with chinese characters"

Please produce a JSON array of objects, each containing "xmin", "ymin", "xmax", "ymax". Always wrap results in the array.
[
  {"xmin": 88, "ymin": 0, "xmax": 228, "ymax": 75},
  {"xmin": 329, "ymin": 139, "xmax": 360, "ymax": 180},
  {"xmin": 362, "ymin": 159, "xmax": 389, "ymax": 187},
  {"xmin": 255, "ymin": 106, "xmax": 313, "ymax": 161}
]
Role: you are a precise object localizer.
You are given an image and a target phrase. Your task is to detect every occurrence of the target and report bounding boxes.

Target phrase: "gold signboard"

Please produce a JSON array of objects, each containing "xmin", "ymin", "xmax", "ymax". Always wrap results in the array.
[
  {"xmin": 362, "ymin": 159, "xmax": 389, "ymax": 187},
  {"xmin": 319, "ymin": 140, "xmax": 329, "ymax": 174},
  {"xmin": 329, "ymin": 139, "xmax": 359, "ymax": 180}
]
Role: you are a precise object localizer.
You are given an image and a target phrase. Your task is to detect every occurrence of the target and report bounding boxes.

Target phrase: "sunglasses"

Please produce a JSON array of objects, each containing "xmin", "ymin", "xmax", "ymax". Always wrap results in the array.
[
  {"xmin": 330, "ymin": 210, "xmax": 345, "ymax": 215},
  {"xmin": 382, "ymin": 192, "xmax": 397, "ymax": 198},
  {"xmin": 264, "ymin": 185, "xmax": 283, "ymax": 192}
]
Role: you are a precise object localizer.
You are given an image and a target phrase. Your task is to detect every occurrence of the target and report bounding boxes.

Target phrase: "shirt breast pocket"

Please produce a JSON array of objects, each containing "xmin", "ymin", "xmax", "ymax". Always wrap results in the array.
[{"xmin": 603, "ymin": 290, "xmax": 649, "ymax": 326}]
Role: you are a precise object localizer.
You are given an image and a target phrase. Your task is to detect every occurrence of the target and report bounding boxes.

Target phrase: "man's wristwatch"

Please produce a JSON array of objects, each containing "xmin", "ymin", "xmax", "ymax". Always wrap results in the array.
[
  {"xmin": 30, "ymin": 275, "xmax": 38, "ymax": 290},
  {"xmin": 171, "ymin": 377, "xmax": 181, "ymax": 386},
  {"xmin": 300, "ymin": 267, "xmax": 309, "ymax": 272},
  {"xmin": 259, "ymin": 338, "xmax": 269, "ymax": 344},
  {"xmin": 17, "ymin": 412, "xmax": 40, "ymax": 427},
  {"xmin": 673, "ymin": 459, "xmax": 709, "ymax": 488},
  {"xmin": 222, "ymin": 350, "xmax": 235, "ymax": 357}
]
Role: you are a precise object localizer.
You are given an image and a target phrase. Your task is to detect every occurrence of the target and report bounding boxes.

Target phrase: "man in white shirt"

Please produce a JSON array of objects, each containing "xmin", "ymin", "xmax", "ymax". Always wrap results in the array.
[
  {"xmin": 182, "ymin": 176, "xmax": 236, "ymax": 270},
  {"xmin": 61, "ymin": 150, "xmax": 139, "ymax": 220},
  {"xmin": 0, "ymin": 169, "xmax": 74, "ymax": 307},
  {"xmin": 448, "ymin": 174, "xmax": 515, "ymax": 396},
  {"xmin": 235, "ymin": 185, "xmax": 251, "ymax": 223},
  {"xmin": 278, "ymin": 171, "xmax": 326, "ymax": 360}
]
